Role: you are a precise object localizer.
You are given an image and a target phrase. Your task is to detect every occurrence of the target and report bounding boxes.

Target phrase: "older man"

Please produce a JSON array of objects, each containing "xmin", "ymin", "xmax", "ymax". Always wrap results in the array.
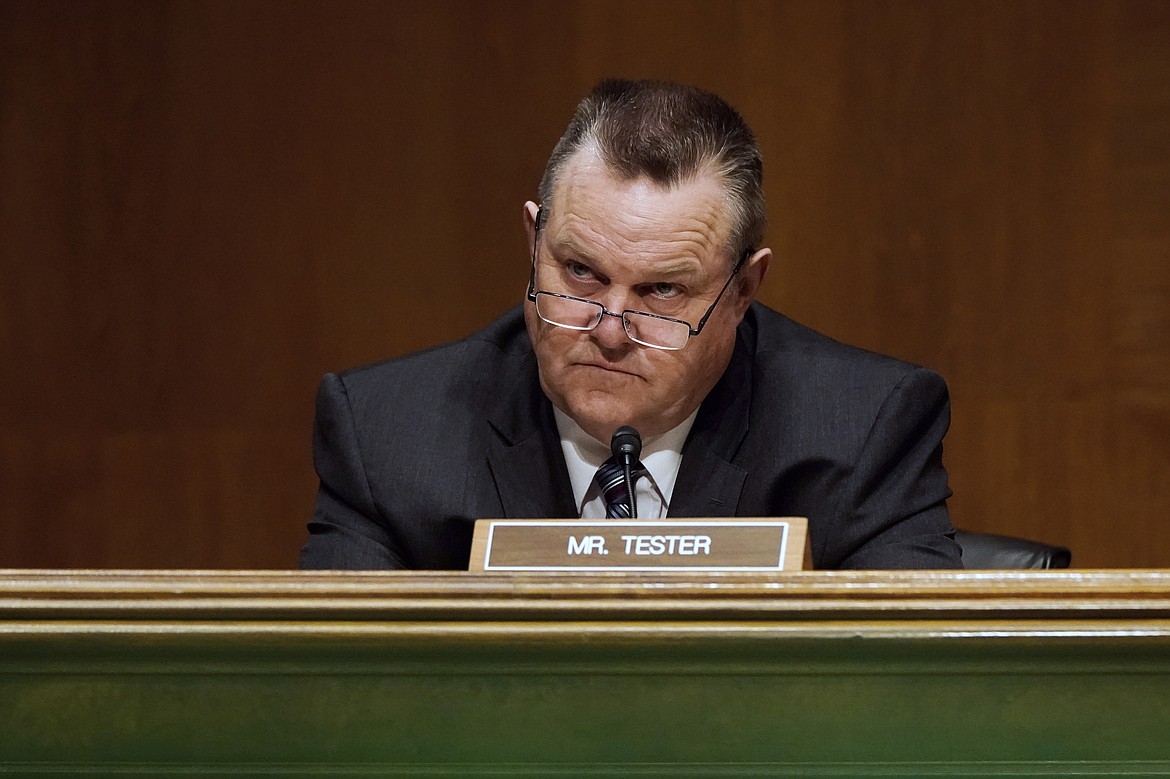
[{"xmin": 300, "ymin": 79, "xmax": 962, "ymax": 570}]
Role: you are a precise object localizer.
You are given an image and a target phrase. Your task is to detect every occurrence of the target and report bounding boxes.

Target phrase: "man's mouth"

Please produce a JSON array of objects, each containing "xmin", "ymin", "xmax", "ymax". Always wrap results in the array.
[{"xmin": 575, "ymin": 360, "xmax": 641, "ymax": 378}]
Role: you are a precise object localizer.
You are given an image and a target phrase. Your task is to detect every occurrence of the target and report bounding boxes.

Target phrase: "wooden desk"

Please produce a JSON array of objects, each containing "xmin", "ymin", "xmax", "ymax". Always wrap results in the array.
[{"xmin": 2, "ymin": 570, "xmax": 1170, "ymax": 776}]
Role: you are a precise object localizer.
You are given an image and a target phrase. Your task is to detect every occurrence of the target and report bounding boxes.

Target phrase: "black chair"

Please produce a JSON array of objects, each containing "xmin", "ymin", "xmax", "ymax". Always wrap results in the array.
[{"xmin": 955, "ymin": 530, "xmax": 1072, "ymax": 570}]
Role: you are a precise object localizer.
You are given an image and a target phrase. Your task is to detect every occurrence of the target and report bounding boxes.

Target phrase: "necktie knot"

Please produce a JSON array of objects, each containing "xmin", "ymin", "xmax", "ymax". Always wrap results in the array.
[{"xmin": 594, "ymin": 456, "xmax": 647, "ymax": 519}]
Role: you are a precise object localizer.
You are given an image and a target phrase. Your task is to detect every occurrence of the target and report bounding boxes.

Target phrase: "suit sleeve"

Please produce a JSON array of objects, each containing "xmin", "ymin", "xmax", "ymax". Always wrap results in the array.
[
  {"xmin": 833, "ymin": 367, "xmax": 963, "ymax": 570},
  {"xmin": 299, "ymin": 373, "xmax": 408, "ymax": 570}
]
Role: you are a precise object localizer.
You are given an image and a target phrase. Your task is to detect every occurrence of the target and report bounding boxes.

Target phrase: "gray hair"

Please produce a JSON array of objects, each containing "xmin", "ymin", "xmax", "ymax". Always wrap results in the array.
[{"xmin": 538, "ymin": 79, "xmax": 765, "ymax": 260}]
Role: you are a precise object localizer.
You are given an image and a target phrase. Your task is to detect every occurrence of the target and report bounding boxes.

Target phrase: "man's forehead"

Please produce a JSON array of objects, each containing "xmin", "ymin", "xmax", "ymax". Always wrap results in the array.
[
  {"xmin": 550, "ymin": 232, "xmax": 704, "ymax": 277},
  {"xmin": 545, "ymin": 150, "xmax": 734, "ymax": 261}
]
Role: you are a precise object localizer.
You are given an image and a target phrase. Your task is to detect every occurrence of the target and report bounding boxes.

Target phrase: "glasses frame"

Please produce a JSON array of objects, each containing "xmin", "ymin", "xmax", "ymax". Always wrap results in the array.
[{"xmin": 525, "ymin": 206, "xmax": 752, "ymax": 351}]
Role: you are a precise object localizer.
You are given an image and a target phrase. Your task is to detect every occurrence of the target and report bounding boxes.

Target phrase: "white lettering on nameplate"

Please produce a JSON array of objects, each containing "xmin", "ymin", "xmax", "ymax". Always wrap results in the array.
[
  {"xmin": 567, "ymin": 535, "xmax": 608, "ymax": 555},
  {"xmin": 620, "ymin": 534, "xmax": 712, "ymax": 556}
]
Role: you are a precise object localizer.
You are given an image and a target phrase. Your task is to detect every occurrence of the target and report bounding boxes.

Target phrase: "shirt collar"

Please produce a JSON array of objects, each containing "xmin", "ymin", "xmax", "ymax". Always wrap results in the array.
[{"xmin": 553, "ymin": 406, "xmax": 698, "ymax": 514}]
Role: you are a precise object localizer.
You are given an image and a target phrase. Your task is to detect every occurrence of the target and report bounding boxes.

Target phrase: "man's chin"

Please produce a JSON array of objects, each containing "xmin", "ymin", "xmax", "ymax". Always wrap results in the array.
[{"xmin": 563, "ymin": 394, "xmax": 644, "ymax": 443}]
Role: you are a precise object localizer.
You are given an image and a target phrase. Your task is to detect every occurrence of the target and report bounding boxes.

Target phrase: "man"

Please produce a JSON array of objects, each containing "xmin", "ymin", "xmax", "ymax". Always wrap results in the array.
[{"xmin": 300, "ymin": 79, "xmax": 962, "ymax": 570}]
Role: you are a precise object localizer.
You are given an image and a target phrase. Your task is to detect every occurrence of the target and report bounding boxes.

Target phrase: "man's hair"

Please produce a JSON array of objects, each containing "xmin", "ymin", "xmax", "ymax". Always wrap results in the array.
[{"xmin": 538, "ymin": 78, "xmax": 765, "ymax": 260}]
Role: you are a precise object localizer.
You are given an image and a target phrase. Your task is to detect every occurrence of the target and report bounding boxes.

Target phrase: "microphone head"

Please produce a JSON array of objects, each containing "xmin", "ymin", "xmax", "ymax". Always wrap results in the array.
[{"xmin": 610, "ymin": 425, "xmax": 642, "ymax": 461}]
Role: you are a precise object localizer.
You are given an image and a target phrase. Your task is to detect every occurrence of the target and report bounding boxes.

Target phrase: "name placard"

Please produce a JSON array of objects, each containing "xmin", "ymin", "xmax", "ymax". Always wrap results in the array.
[{"xmin": 468, "ymin": 518, "xmax": 809, "ymax": 572}]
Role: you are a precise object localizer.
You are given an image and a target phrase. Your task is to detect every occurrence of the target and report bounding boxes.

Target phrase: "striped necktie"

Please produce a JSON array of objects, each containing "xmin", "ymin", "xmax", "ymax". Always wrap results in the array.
[{"xmin": 593, "ymin": 456, "xmax": 647, "ymax": 519}]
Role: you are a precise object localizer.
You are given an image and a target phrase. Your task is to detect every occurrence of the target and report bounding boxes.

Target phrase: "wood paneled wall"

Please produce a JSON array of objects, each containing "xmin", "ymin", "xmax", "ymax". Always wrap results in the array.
[{"xmin": 1, "ymin": 1, "xmax": 1167, "ymax": 568}]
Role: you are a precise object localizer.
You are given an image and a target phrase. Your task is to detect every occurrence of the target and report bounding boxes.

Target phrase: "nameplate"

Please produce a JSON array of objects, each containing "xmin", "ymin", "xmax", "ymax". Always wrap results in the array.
[{"xmin": 468, "ymin": 518, "xmax": 809, "ymax": 572}]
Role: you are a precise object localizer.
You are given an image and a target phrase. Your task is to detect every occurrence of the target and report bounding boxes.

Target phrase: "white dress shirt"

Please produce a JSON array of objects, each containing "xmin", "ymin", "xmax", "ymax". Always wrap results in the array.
[{"xmin": 553, "ymin": 407, "xmax": 698, "ymax": 519}]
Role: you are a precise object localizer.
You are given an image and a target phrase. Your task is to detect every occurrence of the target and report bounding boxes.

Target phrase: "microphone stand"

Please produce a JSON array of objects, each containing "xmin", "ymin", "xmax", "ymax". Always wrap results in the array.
[{"xmin": 610, "ymin": 426, "xmax": 643, "ymax": 519}]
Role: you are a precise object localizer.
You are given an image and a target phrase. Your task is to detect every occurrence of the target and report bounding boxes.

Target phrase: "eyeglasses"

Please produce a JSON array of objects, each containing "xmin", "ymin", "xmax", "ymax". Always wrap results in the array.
[{"xmin": 526, "ymin": 207, "xmax": 750, "ymax": 351}]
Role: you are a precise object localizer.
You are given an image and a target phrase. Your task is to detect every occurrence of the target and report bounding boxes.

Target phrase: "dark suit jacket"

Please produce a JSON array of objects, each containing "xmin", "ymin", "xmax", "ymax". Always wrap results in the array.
[{"xmin": 300, "ymin": 303, "xmax": 962, "ymax": 570}]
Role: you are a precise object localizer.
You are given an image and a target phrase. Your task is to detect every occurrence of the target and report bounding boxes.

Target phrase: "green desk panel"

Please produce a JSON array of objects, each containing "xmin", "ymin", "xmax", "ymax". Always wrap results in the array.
[{"xmin": 2, "ymin": 570, "xmax": 1169, "ymax": 776}]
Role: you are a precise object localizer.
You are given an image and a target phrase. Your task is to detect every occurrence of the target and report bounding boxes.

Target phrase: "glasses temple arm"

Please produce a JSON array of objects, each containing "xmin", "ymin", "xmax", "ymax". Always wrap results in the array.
[
  {"xmin": 691, "ymin": 248, "xmax": 752, "ymax": 335},
  {"xmin": 526, "ymin": 206, "xmax": 545, "ymax": 301}
]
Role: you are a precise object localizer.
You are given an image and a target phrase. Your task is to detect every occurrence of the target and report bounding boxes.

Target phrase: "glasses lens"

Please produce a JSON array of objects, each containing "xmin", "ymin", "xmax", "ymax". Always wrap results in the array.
[
  {"xmin": 535, "ymin": 293, "xmax": 603, "ymax": 330},
  {"xmin": 623, "ymin": 311, "xmax": 690, "ymax": 350}
]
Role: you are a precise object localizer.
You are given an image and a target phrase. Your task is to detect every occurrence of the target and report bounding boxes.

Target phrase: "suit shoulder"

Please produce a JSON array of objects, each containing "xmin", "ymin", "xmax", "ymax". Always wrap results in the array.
[
  {"xmin": 747, "ymin": 303, "xmax": 947, "ymax": 394},
  {"xmin": 335, "ymin": 306, "xmax": 531, "ymax": 391}
]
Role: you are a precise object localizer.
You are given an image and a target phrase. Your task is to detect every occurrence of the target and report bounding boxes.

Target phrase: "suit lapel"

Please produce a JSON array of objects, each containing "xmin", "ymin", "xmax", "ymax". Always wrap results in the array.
[
  {"xmin": 669, "ymin": 319, "xmax": 754, "ymax": 518},
  {"xmin": 485, "ymin": 353, "xmax": 577, "ymax": 518}
]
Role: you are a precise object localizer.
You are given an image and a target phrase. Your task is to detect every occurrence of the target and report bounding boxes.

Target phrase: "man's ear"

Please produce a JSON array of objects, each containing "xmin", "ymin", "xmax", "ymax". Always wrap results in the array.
[
  {"xmin": 523, "ymin": 201, "xmax": 540, "ymax": 256},
  {"xmin": 732, "ymin": 247, "xmax": 771, "ymax": 316}
]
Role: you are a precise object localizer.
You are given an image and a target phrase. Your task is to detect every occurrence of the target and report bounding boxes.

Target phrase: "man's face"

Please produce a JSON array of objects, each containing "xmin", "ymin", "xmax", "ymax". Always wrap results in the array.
[{"xmin": 523, "ymin": 148, "xmax": 768, "ymax": 443}]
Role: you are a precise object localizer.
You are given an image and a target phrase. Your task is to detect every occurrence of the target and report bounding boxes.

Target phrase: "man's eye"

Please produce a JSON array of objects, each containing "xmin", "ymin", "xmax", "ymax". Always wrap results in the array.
[
  {"xmin": 650, "ymin": 282, "xmax": 683, "ymax": 298},
  {"xmin": 567, "ymin": 261, "xmax": 593, "ymax": 279}
]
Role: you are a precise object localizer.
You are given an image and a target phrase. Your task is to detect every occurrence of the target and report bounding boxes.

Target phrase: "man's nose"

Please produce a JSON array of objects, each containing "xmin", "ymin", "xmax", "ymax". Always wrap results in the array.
[{"xmin": 591, "ymin": 308, "xmax": 630, "ymax": 348}]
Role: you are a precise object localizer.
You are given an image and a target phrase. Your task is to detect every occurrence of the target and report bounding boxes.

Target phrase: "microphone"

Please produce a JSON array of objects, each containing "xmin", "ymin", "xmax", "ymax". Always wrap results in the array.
[{"xmin": 610, "ymin": 426, "xmax": 642, "ymax": 519}]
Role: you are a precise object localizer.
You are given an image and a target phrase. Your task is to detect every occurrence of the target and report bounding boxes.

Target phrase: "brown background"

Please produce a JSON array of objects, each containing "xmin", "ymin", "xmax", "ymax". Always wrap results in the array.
[{"xmin": 1, "ymin": 0, "xmax": 1167, "ymax": 569}]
